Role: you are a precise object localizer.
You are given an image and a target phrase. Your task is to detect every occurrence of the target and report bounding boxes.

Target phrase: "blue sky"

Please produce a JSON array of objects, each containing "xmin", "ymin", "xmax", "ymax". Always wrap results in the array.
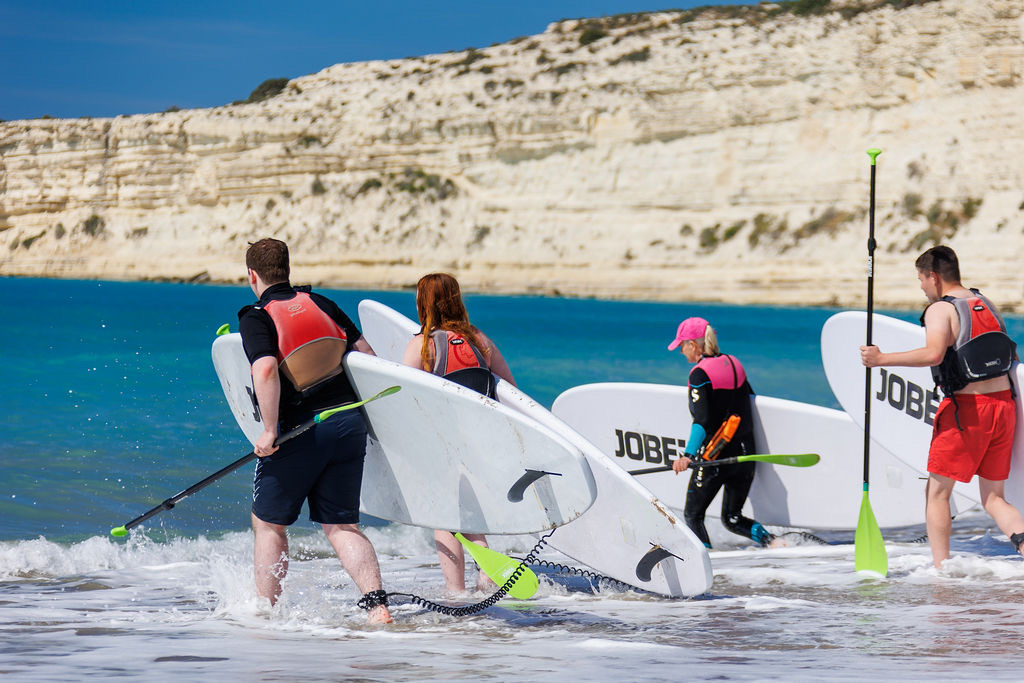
[{"xmin": 0, "ymin": 0, "xmax": 735, "ymax": 121}]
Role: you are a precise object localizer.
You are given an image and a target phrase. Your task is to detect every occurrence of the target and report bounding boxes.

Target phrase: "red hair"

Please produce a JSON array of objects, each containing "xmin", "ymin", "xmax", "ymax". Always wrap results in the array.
[{"xmin": 416, "ymin": 273, "xmax": 488, "ymax": 371}]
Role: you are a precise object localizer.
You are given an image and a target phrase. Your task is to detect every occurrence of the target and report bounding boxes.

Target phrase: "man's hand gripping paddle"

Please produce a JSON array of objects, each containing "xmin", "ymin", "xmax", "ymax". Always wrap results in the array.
[{"xmin": 110, "ymin": 386, "xmax": 401, "ymax": 537}]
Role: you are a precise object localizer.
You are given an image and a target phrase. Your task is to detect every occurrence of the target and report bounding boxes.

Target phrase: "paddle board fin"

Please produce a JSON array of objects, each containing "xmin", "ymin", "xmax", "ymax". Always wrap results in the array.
[
  {"xmin": 507, "ymin": 469, "xmax": 563, "ymax": 503},
  {"xmin": 635, "ymin": 545, "xmax": 677, "ymax": 582}
]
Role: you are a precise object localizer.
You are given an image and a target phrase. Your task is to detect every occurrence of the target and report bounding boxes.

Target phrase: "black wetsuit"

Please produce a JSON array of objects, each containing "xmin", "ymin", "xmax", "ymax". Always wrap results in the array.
[{"xmin": 682, "ymin": 353, "xmax": 768, "ymax": 548}]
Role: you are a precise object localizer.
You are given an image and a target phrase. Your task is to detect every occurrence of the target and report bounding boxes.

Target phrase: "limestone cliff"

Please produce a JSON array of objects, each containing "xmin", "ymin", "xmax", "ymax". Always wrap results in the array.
[{"xmin": 1, "ymin": 0, "xmax": 1023, "ymax": 309}]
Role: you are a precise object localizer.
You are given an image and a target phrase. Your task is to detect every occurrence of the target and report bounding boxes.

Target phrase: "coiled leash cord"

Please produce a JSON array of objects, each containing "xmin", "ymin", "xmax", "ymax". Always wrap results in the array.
[
  {"xmin": 511, "ymin": 533, "xmax": 829, "ymax": 591},
  {"xmin": 519, "ymin": 558, "xmax": 633, "ymax": 591},
  {"xmin": 360, "ymin": 529, "xmax": 836, "ymax": 616},
  {"xmin": 379, "ymin": 529, "xmax": 557, "ymax": 617}
]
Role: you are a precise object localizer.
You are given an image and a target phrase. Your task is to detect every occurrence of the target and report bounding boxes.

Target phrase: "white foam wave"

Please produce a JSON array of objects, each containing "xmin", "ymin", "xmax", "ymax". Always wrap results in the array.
[
  {"xmin": 908, "ymin": 553, "xmax": 1024, "ymax": 583},
  {"xmin": 576, "ymin": 637, "xmax": 678, "ymax": 651},
  {"xmin": 742, "ymin": 595, "xmax": 821, "ymax": 611}
]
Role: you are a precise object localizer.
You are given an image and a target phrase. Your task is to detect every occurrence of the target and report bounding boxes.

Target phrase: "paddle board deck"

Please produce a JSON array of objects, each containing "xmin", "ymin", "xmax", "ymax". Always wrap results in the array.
[
  {"xmin": 549, "ymin": 381, "xmax": 967, "ymax": 529},
  {"xmin": 358, "ymin": 299, "xmax": 713, "ymax": 597},
  {"xmin": 822, "ymin": 310, "xmax": 1024, "ymax": 507},
  {"xmin": 211, "ymin": 332, "xmax": 597, "ymax": 534}
]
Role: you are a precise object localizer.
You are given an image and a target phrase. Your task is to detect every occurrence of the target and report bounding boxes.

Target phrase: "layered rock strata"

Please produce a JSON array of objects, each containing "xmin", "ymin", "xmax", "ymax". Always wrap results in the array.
[{"xmin": 1, "ymin": 0, "xmax": 1023, "ymax": 309}]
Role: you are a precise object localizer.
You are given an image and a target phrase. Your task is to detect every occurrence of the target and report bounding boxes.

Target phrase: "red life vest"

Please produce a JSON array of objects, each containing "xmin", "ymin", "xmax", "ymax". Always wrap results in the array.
[
  {"xmin": 429, "ymin": 329, "xmax": 495, "ymax": 397},
  {"xmin": 262, "ymin": 292, "xmax": 348, "ymax": 392}
]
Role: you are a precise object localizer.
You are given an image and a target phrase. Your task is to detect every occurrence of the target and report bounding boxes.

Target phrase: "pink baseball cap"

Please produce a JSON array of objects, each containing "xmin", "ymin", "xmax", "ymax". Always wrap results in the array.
[{"xmin": 667, "ymin": 317, "xmax": 709, "ymax": 351}]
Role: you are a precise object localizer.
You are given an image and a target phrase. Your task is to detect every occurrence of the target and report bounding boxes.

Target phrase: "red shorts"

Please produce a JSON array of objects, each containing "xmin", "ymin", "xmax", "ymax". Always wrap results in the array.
[{"xmin": 928, "ymin": 390, "xmax": 1016, "ymax": 483}]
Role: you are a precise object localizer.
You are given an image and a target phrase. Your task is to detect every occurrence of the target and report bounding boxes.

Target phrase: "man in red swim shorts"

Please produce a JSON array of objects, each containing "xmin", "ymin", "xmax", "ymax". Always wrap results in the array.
[{"xmin": 861, "ymin": 245, "xmax": 1024, "ymax": 568}]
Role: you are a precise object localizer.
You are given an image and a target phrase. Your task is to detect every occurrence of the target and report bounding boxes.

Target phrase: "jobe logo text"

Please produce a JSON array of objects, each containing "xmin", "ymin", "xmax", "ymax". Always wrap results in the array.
[
  {"xmin": 613, "ymin": 429, "xmax": 685, "ymax": 464},
  {"xmin": 875, "ymin": 368, "xmax": 940, "ymax": 425}
]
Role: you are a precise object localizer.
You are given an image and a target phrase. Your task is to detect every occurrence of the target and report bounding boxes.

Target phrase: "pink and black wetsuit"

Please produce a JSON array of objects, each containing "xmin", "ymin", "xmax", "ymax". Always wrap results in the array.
[{"xmin": 683, "ymin": 353, "xmax": 772, "ymax": 548}]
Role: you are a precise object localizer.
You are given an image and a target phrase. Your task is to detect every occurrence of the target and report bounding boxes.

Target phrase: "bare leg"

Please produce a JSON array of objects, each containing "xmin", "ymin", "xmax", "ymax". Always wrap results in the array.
[
  {"xmin": 464, "ymin": 533, "xmax": 496, "ymax": 592},
  {"xmin": 252, "ymin": 513, "xmax": 289, "ymax": 605},
  {"xmin": 434, "ymin": 530, "xmax": 466, "ymax": 592},
  {"xmin": 322, "ymin": 523, "xmax": 392, "ymax": 624},
  {"xmin": 978, "ymin": 478, "xmax": 1024, "ymax": 554},
  {"xmin": 434, "ymin": 531, "xmax": 494, "ymax": 592},
  {"xmin": 925, "ymin": 474, "xmax": 955, "ymax": 569}
]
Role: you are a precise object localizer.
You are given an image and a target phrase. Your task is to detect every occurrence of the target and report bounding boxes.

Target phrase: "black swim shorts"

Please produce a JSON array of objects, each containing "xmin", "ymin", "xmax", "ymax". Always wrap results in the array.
[{"xmin": 252, "ymin": 409, "xmax": 367, "ymax": 525}]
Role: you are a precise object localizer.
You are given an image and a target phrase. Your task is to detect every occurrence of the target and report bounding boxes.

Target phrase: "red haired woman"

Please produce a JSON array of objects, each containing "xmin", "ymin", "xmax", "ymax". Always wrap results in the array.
[{"xmin": 401, "ymin": 273, "xmax": 516, "ymax": 593}]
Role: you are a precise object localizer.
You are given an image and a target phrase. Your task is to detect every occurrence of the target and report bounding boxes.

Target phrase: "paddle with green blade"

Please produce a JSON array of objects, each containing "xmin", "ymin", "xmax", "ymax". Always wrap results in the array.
[
  {"xmin": 454, "ymin": 533, "xmax": 540, "ymax": 599},
  {"xmin": 855, "ymin": 147, "xmax": 888, "ymax": 576},
  {"xmin": 629, "ymin": 452, "xmax": 820, "ymax": 476},
  {"xmin": 110, "ymin": 385, "xmax": 401, "ymax": 537}
]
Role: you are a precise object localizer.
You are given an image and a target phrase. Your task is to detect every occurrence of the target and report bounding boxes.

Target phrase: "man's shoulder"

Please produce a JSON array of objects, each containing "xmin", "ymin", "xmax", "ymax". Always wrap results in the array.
[
  {"xmin": 922, "ymin": 300, "xmax": 958, "ymax": 342},
  {"xmin": 924, "ymin": 299, "xmax": 958, "ymax": 317},
  {"xmin": 237, "ymin": 304, "xmax": 272, "ymax": 343},
  {"xmin": 238, "ymin": 303, "xmax": 264, "ymax": 322}
]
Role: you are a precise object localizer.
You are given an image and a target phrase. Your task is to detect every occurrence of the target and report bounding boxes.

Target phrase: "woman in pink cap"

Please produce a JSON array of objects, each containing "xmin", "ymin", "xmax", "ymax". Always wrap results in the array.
[{"xmin": 668, "ymin": 317, "xmax": 776, "ymax": 548}]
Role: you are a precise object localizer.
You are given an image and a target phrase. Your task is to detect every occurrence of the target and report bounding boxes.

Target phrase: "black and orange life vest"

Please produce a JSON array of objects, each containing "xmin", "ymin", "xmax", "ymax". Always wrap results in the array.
[{"xmin": 261, "ymin": 291, "xmax": 348, "ymax": 393}]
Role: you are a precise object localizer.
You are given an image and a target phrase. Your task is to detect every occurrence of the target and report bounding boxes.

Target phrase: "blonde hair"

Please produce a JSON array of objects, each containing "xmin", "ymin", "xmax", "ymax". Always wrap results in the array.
[{"xmin": 693, "ymin": 325, "xmax": 720, "ymax": 356}]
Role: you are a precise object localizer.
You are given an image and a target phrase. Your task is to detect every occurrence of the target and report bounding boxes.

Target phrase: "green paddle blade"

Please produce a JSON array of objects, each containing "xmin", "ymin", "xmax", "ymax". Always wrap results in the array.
[
  {"xmin": 854, "ymin": 488, "xmax": 888, "ymax": 576},
  {"xmin": 110, "ymin": 526, "xmax": 128, "ymax": 537},
  {"xmin": 738, "ymin": 453, "xmax": 820, "ymax": 467},
  {"xmin": 215, "ymin": 323, "xmax": 230, "ymax": 336},
  {"xmin": 314, "ymin": 385, "xmax": 401, "ymax": 423},
  {"xmin": 455, "ymin": 533, "xmax": 539, "ymax": 599}
]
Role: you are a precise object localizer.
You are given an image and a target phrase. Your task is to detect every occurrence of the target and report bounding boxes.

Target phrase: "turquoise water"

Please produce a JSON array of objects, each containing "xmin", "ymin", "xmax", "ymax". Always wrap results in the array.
[
  {"xmin": 6, "ymin": 277, "xmax": 1024, "ymax": 681},
  {"xmin": 2, "ymin": 276, "xmax": 881, "ymax": 542},
  {"xmin": 10, "ymin": 276, "xmax": 1024, "ymax": 543}
]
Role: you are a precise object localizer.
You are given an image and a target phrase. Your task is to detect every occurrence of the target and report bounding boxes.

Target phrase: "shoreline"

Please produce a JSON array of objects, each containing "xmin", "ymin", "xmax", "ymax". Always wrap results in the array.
[{"xmin": 1, "ymin": 268, "xmax": 943, "ymax": 314}]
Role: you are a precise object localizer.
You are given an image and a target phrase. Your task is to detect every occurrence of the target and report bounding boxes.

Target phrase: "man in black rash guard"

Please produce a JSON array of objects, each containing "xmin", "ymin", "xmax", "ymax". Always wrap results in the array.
[
  {"xmin": 239, "ymin": 238, "xmax": 392, "ymax": 624},
  {"xmin": 668, "ymin": 316, "xmax": 777, "ymax": 549}
]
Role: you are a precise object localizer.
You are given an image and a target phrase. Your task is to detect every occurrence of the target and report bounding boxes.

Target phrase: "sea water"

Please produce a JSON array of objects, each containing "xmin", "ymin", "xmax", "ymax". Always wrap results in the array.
[{"xmin": 3, "ymin": 277, "xmax": 1024, "ymax": 681}]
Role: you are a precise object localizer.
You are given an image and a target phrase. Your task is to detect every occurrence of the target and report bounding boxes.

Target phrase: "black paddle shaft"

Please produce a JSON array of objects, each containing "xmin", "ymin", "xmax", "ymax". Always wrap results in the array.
[
  {"xmin": 630, "ymin": 456, "xmax": 748, "ymax": 476},
  {"xmin": 114, "ymin": 385, "xmax": 400, "ymax": 534},
  {"xmin": 118, "ymin": 414, "xmax": 319, "ymax": 532},
  {"xmin": 120, "ymin": 451, "xmax": 259, "ymax": 532},
  {"xmin": 863, "ymin": 156, "xmax": 878, "ymax": 485}
]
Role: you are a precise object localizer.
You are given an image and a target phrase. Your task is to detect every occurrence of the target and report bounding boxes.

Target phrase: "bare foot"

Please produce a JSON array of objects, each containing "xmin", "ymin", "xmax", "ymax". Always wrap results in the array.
[
  {"xmin": 443, "ymin": 584, "xmax": 470, "ymax": 599},
  {"xmin": 367, "ymin": 605, "xmax": 393, "ymax": 624},
  {"xmin": 475, "ymin": 573, "xmax": 498, "ymax": 593},
  {"xmin": 766, "ymin": 536, "xmax": 789, "ymax": 549}
]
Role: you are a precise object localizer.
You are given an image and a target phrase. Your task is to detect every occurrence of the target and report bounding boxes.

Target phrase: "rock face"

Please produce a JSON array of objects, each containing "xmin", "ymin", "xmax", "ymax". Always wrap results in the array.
[{"xmin": 1, "ymin": 0, "xmax": 1023, "ymax": 309}]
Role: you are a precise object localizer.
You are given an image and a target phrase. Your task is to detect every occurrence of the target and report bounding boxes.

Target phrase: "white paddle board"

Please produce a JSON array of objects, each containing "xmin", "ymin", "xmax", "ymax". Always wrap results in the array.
[
  {"xmin": 550, "ymin": 382, "xmax": 966, "ymax": 529},
  {"xmin": 358, "ymin": 299, "xmax": 713, "ymax": 597},
  {"xmin": 211, "ymin": 332, "xmax": 597, "ymax": 534},
  {"xmin": 211, "ymin": 332, "xmax": 265, "ymax": 445},
  {"xmin": 822, "ymin": 310, "xmax": 1024, "ymax": 507}
]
